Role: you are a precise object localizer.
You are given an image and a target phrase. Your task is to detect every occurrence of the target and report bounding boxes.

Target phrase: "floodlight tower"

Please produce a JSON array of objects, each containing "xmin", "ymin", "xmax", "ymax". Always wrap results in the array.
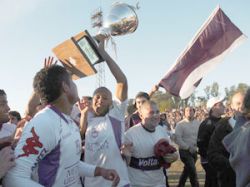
[{"xmin": 91, "ymin": 8, "xmax": 106, "ymax": 87}]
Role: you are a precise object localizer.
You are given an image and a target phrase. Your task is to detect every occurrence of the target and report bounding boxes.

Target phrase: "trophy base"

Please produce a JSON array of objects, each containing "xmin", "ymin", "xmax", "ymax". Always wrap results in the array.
[{"xmin": 52, "ymin": 30, "xmax": 104, "ymax": 80}]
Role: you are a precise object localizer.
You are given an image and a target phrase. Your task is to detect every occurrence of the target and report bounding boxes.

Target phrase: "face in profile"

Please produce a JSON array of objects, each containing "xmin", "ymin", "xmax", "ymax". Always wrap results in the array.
[
  {"xmin": 212, "ymin": 102, "xmax": 225, "ymax": 117},
  {"xmin": 0, "ymin": 94, "xmax": 10, "ymax": 114},
  {"xmin": 92, "ymin": 88, "xmax": 112, "ymax": 116},
  {"xmin": 67, "ymin": 79, "xmax": 79, "ymax": 105}
]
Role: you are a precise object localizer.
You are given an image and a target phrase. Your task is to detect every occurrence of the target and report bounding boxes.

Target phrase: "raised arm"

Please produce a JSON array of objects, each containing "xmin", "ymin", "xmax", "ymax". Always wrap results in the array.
[
  {"xmin": 97, "ymin": 37, "xmax": 128, "ymax": 102},
  {"xmin": 148, "ymin": 84, "xmax": 159, "ymax": 98}
]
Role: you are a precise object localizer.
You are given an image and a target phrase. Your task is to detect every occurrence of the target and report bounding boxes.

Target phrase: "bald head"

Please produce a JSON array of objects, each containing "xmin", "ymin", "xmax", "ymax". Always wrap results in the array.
[{"xmin": 231, "ymin": 92, "xmax": 245, "ymax": 114}]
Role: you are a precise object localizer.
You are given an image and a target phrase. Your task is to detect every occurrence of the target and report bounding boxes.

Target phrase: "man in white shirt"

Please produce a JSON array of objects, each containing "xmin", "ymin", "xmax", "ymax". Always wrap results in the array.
[
  {"xmin": 79, "ymin": 36, "xmax": 130, "ymax": 187},
  {"xmin": 123, "ymin": 101, "xmax": 178, "ymax": 187},
  {"xmin": 175, "ymin": 107, "xmax": 200, "ymax": 187}
]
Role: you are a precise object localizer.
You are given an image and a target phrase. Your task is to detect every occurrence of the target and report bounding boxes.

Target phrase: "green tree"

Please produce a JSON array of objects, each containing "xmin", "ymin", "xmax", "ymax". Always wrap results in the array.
[
  {"xmin": 210, "ymin": 82, "xmax": 219, "ymax": 97},
  {"xmin": 203, "ymin": 82, "xmax": 220, "ymax": 99},
  {"xmin": 224, "ymin": 83, "xmax": 249, "ymax": 102}
]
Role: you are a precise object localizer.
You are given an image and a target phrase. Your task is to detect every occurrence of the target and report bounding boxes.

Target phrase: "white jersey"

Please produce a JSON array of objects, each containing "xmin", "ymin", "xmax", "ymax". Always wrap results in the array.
[
  {"xmin": 84, "ymin": 99, "xmax": 130, "ymax": 187},
  {"xmin": 124, "ymin": 124, "xmax": 172, "ymax": 187},
  {"xmin": 0, "ymin": 122, "xmax": 16, "ymax": 138},
  {"xmin": 4, "ymin": 105, "xmax": 96, "ymax": 187}
]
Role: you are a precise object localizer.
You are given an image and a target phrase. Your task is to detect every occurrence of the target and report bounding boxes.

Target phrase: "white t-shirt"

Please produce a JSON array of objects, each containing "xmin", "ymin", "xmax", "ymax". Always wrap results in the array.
[
  {"xmin": 4, "ymin": 106, "xmax": 96, "ymax": 187},
  {"xmin": 0, "ymin": 122, "xmax": 16, "ymax": 138},
  {"xmin": 84, "ymin": 99, "xmax": 130, "ymax": 187},
  {"xmin": 124, "ymin": 124, "xmax": 172, "ymax": 187}
]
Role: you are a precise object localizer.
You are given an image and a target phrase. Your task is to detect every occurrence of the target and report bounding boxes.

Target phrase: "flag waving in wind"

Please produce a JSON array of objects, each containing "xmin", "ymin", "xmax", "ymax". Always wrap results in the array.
[{"xmin": 159, "ymin": 6, "xmax": 247, "ymax": 99}]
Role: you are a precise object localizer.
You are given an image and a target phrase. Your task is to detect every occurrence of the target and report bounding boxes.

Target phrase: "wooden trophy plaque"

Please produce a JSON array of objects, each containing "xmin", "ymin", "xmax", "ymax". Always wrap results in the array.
[{"xmin": 52, "ymin": 30, "xmax": 104, "ymax": 80}]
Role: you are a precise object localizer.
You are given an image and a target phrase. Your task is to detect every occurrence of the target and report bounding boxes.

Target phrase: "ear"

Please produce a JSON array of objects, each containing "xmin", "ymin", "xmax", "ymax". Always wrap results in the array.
[{"xmin": 62, "ymin": 81, "xmax": 70, "ymax": 94}]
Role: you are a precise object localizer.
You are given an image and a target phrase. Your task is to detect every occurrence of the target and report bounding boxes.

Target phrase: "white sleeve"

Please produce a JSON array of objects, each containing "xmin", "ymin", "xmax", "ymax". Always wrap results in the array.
[
  {"xmin": 109, "ymin": 98, "xmax": 127, "ymax": 120},
  {"xmin": 124, "ymin": 130, "xmax": 133, "ymax": 145},
  {"xmin": 174, "ymin": 123, "xmax": 189, "ymax": 150},
  {"xmin": 78, "ymin": 161, "xmax": 96, "ymax": 177},
  {"xmin": 4, "ymin": 114, "xmax": 59, "ymax": 186}
]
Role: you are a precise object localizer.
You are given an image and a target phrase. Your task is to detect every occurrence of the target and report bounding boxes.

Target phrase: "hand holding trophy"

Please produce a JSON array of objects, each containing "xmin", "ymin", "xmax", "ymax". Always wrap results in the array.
[{"xmin": 52, "ymin": 2, "xmax": 139, "ymax": 80}]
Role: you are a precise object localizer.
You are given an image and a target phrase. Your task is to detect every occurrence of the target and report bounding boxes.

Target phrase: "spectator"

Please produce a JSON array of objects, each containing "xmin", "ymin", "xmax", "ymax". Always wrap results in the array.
[
  {"xmin": 207, "ymin": 92, "xmax": 245, "ymax": 187},
  {"xmin": 8, "ymin": 111, "xmax": 21, "ymax": 125},
  {"xmin": 197, "ymin": 97, "xmax": 225, "ymax": 187},
  {"xmin": 175, "ymin": 107, "xmax": 200, "ymax": 187},
  {"xmin": 223, "ymin": 88, "xmax": 250, "ymax": 187}
]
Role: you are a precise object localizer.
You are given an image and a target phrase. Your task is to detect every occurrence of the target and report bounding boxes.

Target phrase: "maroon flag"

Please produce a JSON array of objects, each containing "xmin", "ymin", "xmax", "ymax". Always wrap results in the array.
[{"xmin": 159, "ymin": 6, "xmax": 247, "ymax": 99}]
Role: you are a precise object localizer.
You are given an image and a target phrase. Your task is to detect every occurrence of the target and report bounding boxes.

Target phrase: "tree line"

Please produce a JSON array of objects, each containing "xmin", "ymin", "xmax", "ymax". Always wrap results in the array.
[{"xmin": 146, "ymin": 82, "xmax": 249, "ymax": 112}]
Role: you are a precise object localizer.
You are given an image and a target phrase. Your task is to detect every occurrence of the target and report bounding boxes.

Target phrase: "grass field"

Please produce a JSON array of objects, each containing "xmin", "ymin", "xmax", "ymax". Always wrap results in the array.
[{"xmin": 168, "ymin": 158, "xmax": 205, "ymax": 187}]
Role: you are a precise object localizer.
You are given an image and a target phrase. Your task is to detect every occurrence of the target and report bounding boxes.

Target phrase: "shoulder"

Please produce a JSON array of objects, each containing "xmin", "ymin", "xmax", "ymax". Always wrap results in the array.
[
  {"xmin": 126, "ymin": 123, "xmax": 141, "ymax": 133},
  {"xmin": 202, "ymin": 118, "xmax": 212, "ymax": 125},
  {"xmin": 177, "ymin": 119, "xmax": 186, "ymax": 125},
  {"xmin": 112, "ymin": 98, "xmax": 128, "ymax": 108},
  {"xmin": 218, "ymin": 117, "xmax": 230, "ymax": 125},
  {"xmin": 25, "ymin": 107, "xmax": 62, "ymax": 135}
]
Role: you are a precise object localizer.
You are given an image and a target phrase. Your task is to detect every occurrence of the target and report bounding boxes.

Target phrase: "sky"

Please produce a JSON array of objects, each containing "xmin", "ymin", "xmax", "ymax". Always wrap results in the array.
[{"xmin": 0, "ymin": 0, "xmax": 250, "ymax": 115}]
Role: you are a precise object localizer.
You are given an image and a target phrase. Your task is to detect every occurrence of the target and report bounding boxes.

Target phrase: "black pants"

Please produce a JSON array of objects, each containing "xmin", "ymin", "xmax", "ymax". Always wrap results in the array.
[
  {"xmin": 177, "ymin": 149, "xmax": 199, "ymax": 187},
  {"xmin": 217, "ymin": 167, "xmax": 236, "ymax": 187},
  {"xmin": 163, "ymin": 168, "xmax": 169, "ymax": 187},
  {"xmin": 202, "ymin": 162, "xmax": 218, "ymax": 187}
]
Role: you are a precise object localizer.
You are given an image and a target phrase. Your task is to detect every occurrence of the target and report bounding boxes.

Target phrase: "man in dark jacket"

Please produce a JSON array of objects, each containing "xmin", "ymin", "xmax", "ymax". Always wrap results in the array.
[
  {"xmin": 207, "ymin": 92, "xmax": 245, "ymax": 187},
  {"xmin": 197, "ymin": 97, "xmax": 225, "ymax": 187}
]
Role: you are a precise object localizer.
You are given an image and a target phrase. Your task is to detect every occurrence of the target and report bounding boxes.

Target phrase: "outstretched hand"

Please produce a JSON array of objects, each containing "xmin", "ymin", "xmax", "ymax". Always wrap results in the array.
[{"xmin": 44, "ymin": 56, "xmax": 57, "ymax": 68}]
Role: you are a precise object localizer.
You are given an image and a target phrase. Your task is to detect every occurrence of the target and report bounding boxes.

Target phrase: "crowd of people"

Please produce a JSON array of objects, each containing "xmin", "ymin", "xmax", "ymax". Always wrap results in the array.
[{"xmin": 1, "ymin": 36, "xmax": 250, "ymax": 187}]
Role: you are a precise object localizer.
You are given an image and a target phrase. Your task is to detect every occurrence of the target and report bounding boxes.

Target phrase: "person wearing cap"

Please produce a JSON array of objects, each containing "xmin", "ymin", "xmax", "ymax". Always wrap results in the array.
[
  {"xmin": 197, "ymin": 96, "xmax": 225, "ymax": 187},
  {"xmin": 207, "ymin": 92, "xmax": 245, "ymax": 187},
  {"xmin": 175, "ymin": 106, "xmax": 200, "ymax": 187}
]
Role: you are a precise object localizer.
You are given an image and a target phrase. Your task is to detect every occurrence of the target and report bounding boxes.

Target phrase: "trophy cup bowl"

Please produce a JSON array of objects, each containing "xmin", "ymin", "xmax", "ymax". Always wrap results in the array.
[{"xmin": 103, "ymin": 2, "xmax": 139, "ymax": 36}]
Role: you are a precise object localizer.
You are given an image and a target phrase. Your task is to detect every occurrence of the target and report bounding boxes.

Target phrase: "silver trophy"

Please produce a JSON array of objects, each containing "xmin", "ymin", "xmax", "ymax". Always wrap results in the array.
[
  {"xmin": 53, "ymin": 2, "xmax": 139, "ymax": 80},
  {"xmin": 99, "ymin": 2, "xmax": 139, "ymax": 37},
  {"xmin": 92, "ymin": 2, "xmax": 139, "ymax": 86}
]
